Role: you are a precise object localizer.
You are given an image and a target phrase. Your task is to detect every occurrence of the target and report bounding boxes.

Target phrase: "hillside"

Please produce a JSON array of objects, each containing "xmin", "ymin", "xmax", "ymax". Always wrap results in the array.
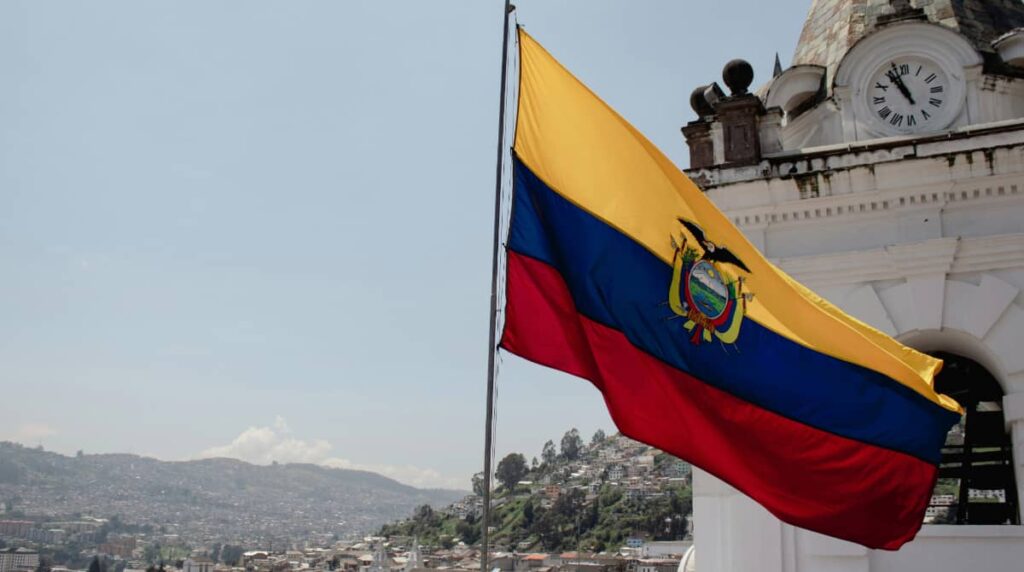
[
  {"xmin": 378, "ymin": 431, "xmax": 692, "ymax": 553},
  {"xmin": 0, "ymin": 442, "xmax": 465, "ymax": 544}
]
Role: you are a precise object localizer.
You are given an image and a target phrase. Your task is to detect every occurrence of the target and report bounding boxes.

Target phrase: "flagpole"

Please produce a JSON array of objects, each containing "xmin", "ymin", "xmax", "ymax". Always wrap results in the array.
[{"xmin": 482, "ymin": 1, "xmax": 514, "ymax": 571}]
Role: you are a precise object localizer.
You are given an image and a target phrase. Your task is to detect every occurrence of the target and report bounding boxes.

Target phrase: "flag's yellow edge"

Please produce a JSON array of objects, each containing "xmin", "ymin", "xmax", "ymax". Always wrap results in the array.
[{"xmin": 513, "ymin": 29, "xmax": 962, "ymax": 415}]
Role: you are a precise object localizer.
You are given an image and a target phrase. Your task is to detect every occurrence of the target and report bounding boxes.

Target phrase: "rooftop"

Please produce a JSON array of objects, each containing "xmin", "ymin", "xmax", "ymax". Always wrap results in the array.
[{"xmin": 793, "ymin": 0, "xmax": 1024, "ymax": 81}]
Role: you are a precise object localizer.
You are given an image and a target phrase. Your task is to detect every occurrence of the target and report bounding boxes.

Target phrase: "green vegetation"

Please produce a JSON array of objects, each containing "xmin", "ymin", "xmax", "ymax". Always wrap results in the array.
[
  {"xmin": 496, "ymin": 454, "xmax": 529, "ymax": 492},
  {"xmin": 141, "ymin": 544, "xmax": 190, "ymax": 565},
  {"xmin": 380, "ymin": 483, "xmax": 691, "ymax": 553},
  {"xmin": 933, "ymin": 478, "xmax": 958, "ymax": 496},
  {"xmin": 560, "ymin": 430, "xmax": 583, "ymax": 462},
  {"xmin": 379, "ymin": 430, "xmax": 692, "ymax": 553},
  {"xmin": 379, "ymin": 504, "xmax": 464, "ymax": 550}
]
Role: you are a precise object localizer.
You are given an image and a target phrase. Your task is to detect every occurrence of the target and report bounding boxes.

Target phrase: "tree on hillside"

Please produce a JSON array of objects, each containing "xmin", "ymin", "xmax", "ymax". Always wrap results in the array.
[
  {"xmin": 541, "ymin": 441, "xmax": 557, "ymax": 466},
  {"xmin": 553, "ymin": 487, "xmax": 585, "ymax": 517},
  {"xmin": 220, "ymin": 545, "xmax": 244, "ymax": 566},
  {"xmin": 531, "ymin": 457, "xmax": 539, "ymax": 470},
  {"xmin": 590, "ymin": 429, "xmax": 606, "ymax": 446},
  {"xmin": 522, "ymin": 498, "xmax": 535, "ymax": 526},
  {"xmin": 143, "ymin": 544, "xmax": 161, "ymax": 564},
  {"xmin": 496, "ymin": 453, "xmax": 528, "ymax": 491},
  {"xmin": 414, "ymin": 504, "xmax": 436, "ymax": 523},
  {"xmin": 472, "ymin": 472, "xmax": 486, "ymax": 497},
  {"xmin": 560, "ymin": 428, "xmax": 583, "ymax": 461},
  {"xmin": 87, "ymin": 557, "xmax": 102, "ymax": 572},
  {"xmin": 456, "ymin": 516, "xmax": 481, "ymax": 545}
]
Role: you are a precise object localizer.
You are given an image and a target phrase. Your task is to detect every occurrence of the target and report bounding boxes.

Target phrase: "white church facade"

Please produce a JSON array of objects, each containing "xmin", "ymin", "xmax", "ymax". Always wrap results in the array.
[{"xmin": 682, "ymin": 1, "xmax": 1024, "ymax": 570}]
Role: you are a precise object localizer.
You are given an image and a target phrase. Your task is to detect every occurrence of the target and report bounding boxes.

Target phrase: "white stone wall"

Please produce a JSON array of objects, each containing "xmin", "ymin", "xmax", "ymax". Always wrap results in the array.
[{"xmin": 693, "ymin": 130, "xmax": 1024, "ymax": 572}]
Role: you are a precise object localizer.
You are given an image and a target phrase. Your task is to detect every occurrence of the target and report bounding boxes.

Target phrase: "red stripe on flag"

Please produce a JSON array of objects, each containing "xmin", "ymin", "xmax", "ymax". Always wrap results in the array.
[{"xmin": 500, "ymin": 251, "xmax": 936, "ymax": 550}]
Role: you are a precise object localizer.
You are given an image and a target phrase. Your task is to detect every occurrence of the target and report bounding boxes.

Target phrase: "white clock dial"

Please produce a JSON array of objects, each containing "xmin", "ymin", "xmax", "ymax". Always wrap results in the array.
[{"xmin": 867, "ymin": 57, "xmax": 948, "ymax": 134}]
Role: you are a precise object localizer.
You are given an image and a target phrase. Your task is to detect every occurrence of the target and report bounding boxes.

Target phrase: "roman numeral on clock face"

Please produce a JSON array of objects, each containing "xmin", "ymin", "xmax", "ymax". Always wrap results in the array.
[{"xmin": 871, "ymin": 61, "xmax": 947, "ymax": 130}]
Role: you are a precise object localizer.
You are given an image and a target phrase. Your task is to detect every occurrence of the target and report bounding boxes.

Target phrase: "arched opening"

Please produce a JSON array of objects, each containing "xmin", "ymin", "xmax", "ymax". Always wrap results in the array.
[{"xmin": 929, "ymin": 352, "xmax": 1019, "ymax": 525}]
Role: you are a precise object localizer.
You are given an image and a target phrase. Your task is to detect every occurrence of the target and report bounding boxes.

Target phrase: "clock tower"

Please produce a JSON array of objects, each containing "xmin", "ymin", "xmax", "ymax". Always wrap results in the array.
[{"xmin": 682, "ymin": 1, "xmax": 1024, "ymax": 570}]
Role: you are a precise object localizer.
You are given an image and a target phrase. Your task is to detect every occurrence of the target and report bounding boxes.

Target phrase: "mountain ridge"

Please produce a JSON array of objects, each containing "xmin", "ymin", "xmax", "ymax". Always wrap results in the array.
[{"xmin": 0, "ymin": 441, "xmax": 466, "ymax": 543}]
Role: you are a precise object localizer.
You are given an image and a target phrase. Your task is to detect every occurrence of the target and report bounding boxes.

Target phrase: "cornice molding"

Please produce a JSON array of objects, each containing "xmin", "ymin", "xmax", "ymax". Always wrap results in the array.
[
  {"xmin": 774, "ymin": 234, "xmax": 1024, "ymax": 288},
  {"xmin": 724, "ymin": 179, "xmax": 1022, "ymax": 230},
  {"xmin": 693, "ymin": 118, "xmax": 1024, "ymax": 189}
]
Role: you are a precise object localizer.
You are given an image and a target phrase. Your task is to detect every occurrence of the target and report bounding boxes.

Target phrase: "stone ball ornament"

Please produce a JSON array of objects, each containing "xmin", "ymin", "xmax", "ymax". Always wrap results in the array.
[
  {"xmin": 723, "ymin": 59, "xmax": 754, "ymax": 95},
  {"xmin": 690, "ymin": 84, "xmax": 715, "ymax": 117}
]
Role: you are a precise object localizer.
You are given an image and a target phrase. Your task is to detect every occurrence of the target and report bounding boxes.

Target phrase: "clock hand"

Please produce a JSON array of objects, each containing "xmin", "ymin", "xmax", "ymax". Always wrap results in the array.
[{"xmin": 888, "ymin": 63, "xmax": 916, "ymax": 105}]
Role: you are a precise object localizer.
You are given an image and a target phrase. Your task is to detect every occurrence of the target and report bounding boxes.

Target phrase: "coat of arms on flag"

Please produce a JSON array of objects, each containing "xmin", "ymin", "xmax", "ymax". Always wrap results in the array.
[
  {"xmin": 496, "ymin": 27, "xmax": 963, "ymax": 551},
  {"xmin": 669, "ymin": 218, "xmax": 752, "ymax": 345}
]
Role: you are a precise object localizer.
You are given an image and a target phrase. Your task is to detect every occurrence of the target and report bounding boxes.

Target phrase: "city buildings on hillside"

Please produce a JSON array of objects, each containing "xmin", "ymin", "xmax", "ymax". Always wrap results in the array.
[{"xmin": 0, "ymin": 548, "xmax": 39, "ymax": 572}]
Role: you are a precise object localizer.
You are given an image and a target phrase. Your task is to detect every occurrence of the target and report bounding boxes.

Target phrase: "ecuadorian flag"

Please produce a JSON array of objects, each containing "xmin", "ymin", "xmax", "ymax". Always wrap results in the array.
[{"xmin": 499, "ymin": 29, "xmax": 963, "ymax": 550}]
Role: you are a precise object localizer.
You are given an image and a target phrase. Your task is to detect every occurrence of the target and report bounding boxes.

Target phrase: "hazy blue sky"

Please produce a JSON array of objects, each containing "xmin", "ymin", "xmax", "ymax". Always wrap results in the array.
[{"xmin": 0, "ymin": 1, "xmax": 807, "ymax": 489}]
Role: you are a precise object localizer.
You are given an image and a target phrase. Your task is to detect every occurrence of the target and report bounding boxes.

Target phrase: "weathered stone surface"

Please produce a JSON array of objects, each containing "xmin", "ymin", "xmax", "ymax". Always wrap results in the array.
[
  {"xmin": 792, "ymin": 0, "xmax": 1024, "ymax": 80},
  {"xmin": 682, "ymin": 121, "xmax": 715, "ymax": 169}
]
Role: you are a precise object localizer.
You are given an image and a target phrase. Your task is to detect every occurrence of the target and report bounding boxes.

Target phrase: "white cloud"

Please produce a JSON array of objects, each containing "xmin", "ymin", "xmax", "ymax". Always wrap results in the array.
[
  {"xmin": 321, "ymin": 457, "xmax": 464, "ymax": 490},
  {"xmin": 198, "ymin": 417, "xmax": 463, "ymax": 490},
  {"xmin": 199, "ymin": 425, "xmax": 332, "ymax": 465},
  {"xmin": 272, "ymin": 415, "xmax": 290, "ymax": 433}
]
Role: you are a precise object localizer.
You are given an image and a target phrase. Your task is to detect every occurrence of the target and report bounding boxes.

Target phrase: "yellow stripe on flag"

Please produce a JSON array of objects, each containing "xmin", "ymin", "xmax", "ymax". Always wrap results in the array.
[{"xmin": 513, "ymin": 29, "xmax": 961, "ymax": 414}]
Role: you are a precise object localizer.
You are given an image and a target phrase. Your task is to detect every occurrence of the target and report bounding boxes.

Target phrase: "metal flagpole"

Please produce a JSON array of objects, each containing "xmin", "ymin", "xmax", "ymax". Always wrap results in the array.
[{"xmin": 482, "ymin": 1, "xmax": 515, "ymax": 571}]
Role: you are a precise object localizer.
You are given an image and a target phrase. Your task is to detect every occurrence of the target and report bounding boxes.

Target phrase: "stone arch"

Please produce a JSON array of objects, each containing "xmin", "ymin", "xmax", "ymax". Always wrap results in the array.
[
  {"xmin": 899, "ymin": 329, "xmax": 1009, "ymax": 394},
  {"xmin": 869, "ymin": 273, "xmax": 1023, "ymax": 392},
  {"xmin": 870, "ymin": 274, "xmax": 1024, "ymax": 525}
]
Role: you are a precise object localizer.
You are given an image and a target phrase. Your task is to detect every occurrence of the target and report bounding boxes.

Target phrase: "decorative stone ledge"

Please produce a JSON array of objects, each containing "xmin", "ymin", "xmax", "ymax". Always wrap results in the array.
[
  {"xmin": 773, "ymin": 234, "xmax": 1024, "ymax": 289},
  {"xmin": 722, "ymin": 181, "xmax": 1022, "ymax": 231},
  {"xmin": 918, "ymin": 525, "xmax": 1024, "ymax": 538},
  {"xmin": 689, "ymin": 118, "xmax": 1024, "ymax": 189}
]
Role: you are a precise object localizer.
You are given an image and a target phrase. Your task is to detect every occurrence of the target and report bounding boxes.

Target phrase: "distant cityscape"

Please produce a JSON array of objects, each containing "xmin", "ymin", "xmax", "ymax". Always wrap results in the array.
[
  {"xmin": 0, "ymin": 429, "xmax": 976, "ymax": 572},
  {"xmin": 0, "ymin": 432, "xmax": 698, "ymax": 572}
]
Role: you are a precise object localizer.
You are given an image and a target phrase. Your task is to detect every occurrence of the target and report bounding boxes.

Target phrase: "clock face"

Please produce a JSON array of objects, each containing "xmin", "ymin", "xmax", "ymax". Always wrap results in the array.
[{"xmin": 867, "ymin": 57, "xmax": 948, "ymax": 134}]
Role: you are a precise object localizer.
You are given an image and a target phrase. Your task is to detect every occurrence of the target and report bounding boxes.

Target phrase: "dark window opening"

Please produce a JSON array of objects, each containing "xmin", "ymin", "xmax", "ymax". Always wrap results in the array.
[{"xmin": 928, "ymin": 352, "xmax": 1019, "ymax": 525}]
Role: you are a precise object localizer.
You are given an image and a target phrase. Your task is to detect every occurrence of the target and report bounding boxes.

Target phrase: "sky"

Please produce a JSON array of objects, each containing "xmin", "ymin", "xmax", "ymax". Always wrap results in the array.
[{"xmin": 0, "ymin": 0, "xmax": 808, "ymax": 490}]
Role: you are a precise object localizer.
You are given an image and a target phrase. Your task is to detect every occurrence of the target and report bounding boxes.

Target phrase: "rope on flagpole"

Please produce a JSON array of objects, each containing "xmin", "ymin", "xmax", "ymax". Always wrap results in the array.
[{"xmin": 482, "ymin": 2, "xmax": 515, "ymax": 571}]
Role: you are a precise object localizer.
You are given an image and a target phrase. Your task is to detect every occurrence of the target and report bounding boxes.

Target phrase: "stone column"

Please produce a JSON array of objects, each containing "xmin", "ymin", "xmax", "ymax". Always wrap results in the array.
[
  {"xmin": 1003, "ymin": 392, "xmax": 1024, "ymax": 522},
  {"xmin": 693, "ymin": 468, "xmax": 784, "ymax": 572},
  {"xmin": 682, "ymin": 121, "xmax": 715, "ymax": 169},
  {"xmin": 716, "ymin": 95, "xmax": 765, "ymax": 166}
]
